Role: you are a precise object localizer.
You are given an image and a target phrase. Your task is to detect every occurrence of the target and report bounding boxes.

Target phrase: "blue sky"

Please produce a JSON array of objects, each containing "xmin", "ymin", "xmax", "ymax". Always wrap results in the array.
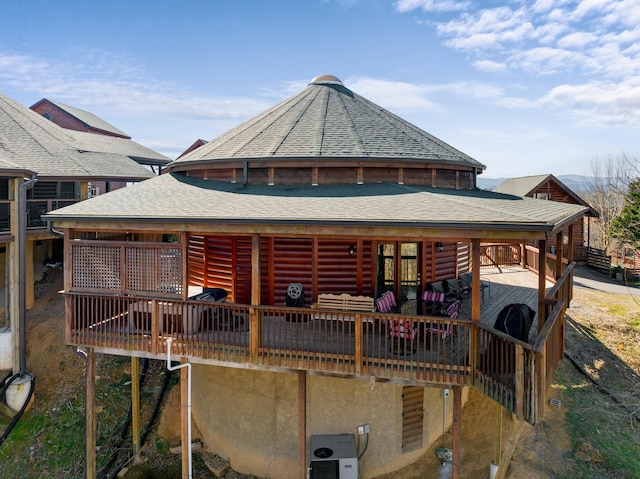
[{"xmin": 1, "ymin": 0, "xmax": 638, "ymax": 178}]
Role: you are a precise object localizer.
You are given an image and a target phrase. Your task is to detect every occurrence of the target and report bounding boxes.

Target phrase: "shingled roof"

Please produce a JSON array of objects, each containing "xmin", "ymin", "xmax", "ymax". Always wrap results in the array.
[
  {"xmin": 170, "ymin": 75, "xmax": 485, "ymax": 171},
  {"xmin": 0, "ymin": 93, "xmax": 167, "ymax": 180},
  {"xmin": 46, "ymin": 173, "xmax": 587, "ymax": 238},
  {"xmin": 46, "ymin": 75, "xmax": 588, "ymax": 236},
  {"xmin": 31, "ymin": 98, "xmax": 130, "ymax": 138}
]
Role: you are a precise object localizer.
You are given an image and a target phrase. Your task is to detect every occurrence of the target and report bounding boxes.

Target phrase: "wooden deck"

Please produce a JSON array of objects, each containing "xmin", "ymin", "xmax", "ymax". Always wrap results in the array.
[{"xmin": 66, "ymin": 265, "xmax": 571, "ymax": 424}]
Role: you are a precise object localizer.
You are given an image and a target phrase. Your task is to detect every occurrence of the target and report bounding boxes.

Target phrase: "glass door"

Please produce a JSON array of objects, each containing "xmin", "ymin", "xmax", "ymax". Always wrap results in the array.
[{"xmin": 376, "ymin": 242, "xmax": 419, "ymax": 314}]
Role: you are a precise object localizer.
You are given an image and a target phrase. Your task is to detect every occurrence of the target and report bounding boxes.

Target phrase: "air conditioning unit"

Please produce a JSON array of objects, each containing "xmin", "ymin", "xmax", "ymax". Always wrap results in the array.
[{"xmin": 309, "ymin": 434, "xmax": 358, "ymax": 479}]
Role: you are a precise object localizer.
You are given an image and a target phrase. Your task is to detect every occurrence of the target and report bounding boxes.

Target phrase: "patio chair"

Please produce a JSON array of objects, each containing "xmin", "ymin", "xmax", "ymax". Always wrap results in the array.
[
  {"xmin": 421, "ymin": 290, "xmax": 460, "ymax": 342},
  {"xmin": 389, "ymin": 319, "xmax": 417, "ymax": 355},
  {"xmin": 458, "ymin": 272, "xmax": 490, "ymax": 301},
  {"xmin": 375, "ymin": 290, "xmax": 397, "ymax": 313}
]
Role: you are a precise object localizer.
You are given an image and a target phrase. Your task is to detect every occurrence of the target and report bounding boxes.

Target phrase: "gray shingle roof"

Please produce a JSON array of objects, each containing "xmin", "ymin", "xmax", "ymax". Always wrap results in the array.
[
  {"xmin": 42, "ymin": 99, "xmax": 130, "ymax": 138},
  {"xmin": 492, "ymin": 175, "xmax": 552, "ymax": 196},
  {"xmin": 46, "ymin": 172, "xmax": 587, "ymax": 236},
  {"xmin": 171, "ymin": 77, "xmax": 485, "ymax": 170},
  {"xmin": 0, "ymin": 92, "xmax": 166, "ymax": 180}
]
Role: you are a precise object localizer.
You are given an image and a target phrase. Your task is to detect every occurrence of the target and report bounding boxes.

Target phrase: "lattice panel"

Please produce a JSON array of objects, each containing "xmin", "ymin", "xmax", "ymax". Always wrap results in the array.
[
  {"xmin": 72, "ymin": 245, "xmax": 122, "ymax": 290},
  {"xmin": 126, "ymin": 247, "xmax": 183, "ymax": 295}
]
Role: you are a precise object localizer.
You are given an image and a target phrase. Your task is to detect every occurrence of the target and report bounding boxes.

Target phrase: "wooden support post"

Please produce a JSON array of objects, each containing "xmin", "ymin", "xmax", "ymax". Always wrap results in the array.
[
  {"xmin": 180, "ymin": 358, "xmax": 189, "ymax": 479},
  {"xmin": 494, "ymin": 419, "xmax": 527, "ymax": 479},
  {"xmin": 251, "ymin": 234, "xmax": 261, "ymax": 363},
  {"xmin": 471, "ymin": 239, "xmax": 481, "ymax": 321},
  {"xmin": 537, "ymin": 239, "xmax": 546, "ymax": 332},
  {"xmin": 494, "ymin": 403, "xmax": 502, "ymax": 466},
  {"xmin": 86, "ymin": 348, "xmax": 96, "ymax": 479},
  {"xmin": 131, "ymin": 356, "xmax": 142, "ymax": 464},
  {"xmin": 298, "ymin": 371, "xmax": 307, "ymax": 479},
  {"xmin": 26, "ymin": 239, "xmax": 34, "ymax": 310},
  {"xmin": 555, "ymin": 231, "xmax": 564, "ymax": 280},
  {"xmin": 451, "ymin": 386, "xmax": 462, "ymax": 479},
  {"xmin": 538, "ymin": 348, "xmax": 547, "ymax": 422},
  {"xmin": 567, "ymin": 224, "xmax": 574, "ymax": 263}
]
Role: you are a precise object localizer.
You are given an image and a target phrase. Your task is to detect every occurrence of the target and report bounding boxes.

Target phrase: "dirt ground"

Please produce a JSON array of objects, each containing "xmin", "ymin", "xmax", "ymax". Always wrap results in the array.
[{"xmin": 10, "ymin": 267, "xmax": 640, "ymax": 478}]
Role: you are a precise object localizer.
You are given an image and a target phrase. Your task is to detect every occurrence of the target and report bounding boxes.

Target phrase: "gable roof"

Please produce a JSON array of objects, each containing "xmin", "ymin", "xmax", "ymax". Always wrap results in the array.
[
  {"xmin": 31, "ymin": 98, "xmax": 130, "ymax": 138},
  {"xmin": 170, "ymin": 75, "xmax": 486, "ymax": 171},
  {"xmin": 0, "ymin": 92, "xmax": 167, "ymax": 180},
  {"xmin": 493, "ymin": 174, "xmax": 597, "ymax": 216}
]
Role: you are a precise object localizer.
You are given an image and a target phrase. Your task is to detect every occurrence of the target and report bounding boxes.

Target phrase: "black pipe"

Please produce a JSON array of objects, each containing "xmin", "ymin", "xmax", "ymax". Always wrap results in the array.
[{"xmin": 0, "ymin": 372, "xmax": 35, "ymax": 446}]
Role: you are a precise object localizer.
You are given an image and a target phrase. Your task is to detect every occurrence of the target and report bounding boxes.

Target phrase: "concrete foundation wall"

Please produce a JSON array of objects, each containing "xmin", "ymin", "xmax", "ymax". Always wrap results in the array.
[{"xmin": 191, "ymin": 365, "xmax": 469, "ymax": 478}]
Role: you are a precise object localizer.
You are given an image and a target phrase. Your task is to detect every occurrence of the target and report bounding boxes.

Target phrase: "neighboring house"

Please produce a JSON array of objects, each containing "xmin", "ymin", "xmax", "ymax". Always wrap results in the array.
[
  {"xmin": 493, "ymin": 174, "xmax": 598, "ymax": 260},
  {"xmin": 31, "ymin": 98, "xmax": 170, "ymax": 185},
  {"xmin": 46, "ymin": 75, "xmax": 588, "ymax": 479},
  {"xmin": 0, "ymin": 92, "xmax": 170, "ymax": 372},
  {"xmin": 177, "ymin": 138, "xmax": 208, "ymax": 159}
]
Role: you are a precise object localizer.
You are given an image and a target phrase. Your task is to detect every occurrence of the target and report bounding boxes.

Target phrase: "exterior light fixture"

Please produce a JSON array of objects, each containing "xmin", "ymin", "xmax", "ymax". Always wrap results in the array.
[
  {"xmin": 349, "ymin": 244, "xmax": 355, "ymax": 255},
  {"xmin": 436, "ymin": 242, "xmax": 444, "ymax": 252}
]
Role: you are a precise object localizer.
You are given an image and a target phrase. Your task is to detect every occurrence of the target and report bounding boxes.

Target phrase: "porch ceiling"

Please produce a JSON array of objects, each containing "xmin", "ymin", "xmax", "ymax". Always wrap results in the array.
[{"xmin": 45, "ymin": 172, "xmax": 588, "ymax": 239}]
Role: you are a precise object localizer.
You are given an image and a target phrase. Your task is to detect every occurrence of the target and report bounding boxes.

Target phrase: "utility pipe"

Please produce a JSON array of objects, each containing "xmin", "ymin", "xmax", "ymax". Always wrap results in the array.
[{"xmin": 165, "ymin": 338, "xmax": 192, "ymax": 479}]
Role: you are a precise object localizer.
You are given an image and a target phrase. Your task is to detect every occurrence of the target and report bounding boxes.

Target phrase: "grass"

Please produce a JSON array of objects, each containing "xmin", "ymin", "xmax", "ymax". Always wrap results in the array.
[
  {"xmin": 0, "ymin": 356, "xmax": 135, "ymax": 478},
  {"xmin": 551, "ymin": 287, "xmax": 640, "ymax": 479},
  {"xmin": 556, "ymin": 364, "xmax": 640, "ymax": 479}
]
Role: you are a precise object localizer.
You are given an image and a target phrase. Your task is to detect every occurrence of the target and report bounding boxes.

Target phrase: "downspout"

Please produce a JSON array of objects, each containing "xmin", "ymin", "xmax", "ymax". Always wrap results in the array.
[
  {"xmin": 242, "ymin": 161, "xmax": 248, "ymax": 187},
  {"xmin": 17, "ymin": 176, "xmax": 36, "ymax": 376},
  {"xmin": 165, "ymin": 338, "xmax": 192, "ymax": 479}
]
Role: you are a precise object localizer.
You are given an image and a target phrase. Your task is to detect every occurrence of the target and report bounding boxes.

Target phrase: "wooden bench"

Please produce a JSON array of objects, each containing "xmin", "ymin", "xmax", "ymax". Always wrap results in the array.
[{"xmin": 313, "ymin": 293, "xmax": 375, "ymax": 321}]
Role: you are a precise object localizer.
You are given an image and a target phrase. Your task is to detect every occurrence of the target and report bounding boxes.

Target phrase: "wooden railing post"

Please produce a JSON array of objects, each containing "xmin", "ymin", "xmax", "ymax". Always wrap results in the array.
[
  {"xmin": 151, "ymin": 299, "xmax": 159, "ymax": 355},
  {"xmin": 515, "ymin": 344, "xmax": 524, "ymax": 420},
  {"xmin": 250, "ymin": 307, "xmax": 260, "ymax": 363},
  {"xmin": 354, "ymin": 313, "xmax": 363, "ymax": 376},
  {"xmin": 537, "ymin": 347, "xmax": 546, "ymax": 423}
]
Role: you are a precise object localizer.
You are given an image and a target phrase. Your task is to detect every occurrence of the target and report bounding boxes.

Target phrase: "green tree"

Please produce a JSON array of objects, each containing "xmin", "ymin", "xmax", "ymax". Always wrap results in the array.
[{"xmin": 611, "ymin": 176, "xmax": 640, "ymax": 252}]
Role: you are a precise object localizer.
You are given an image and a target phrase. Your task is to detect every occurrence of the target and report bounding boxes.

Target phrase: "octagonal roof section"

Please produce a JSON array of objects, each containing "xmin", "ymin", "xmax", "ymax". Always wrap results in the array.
[{"xmin": 168, "ymin": 74, "xmax": 485, "ymax": 172}]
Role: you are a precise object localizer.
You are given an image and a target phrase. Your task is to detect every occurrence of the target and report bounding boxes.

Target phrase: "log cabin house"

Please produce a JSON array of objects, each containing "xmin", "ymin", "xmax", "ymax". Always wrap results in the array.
[
  {"xmin": 492, "ymin": 174, "xmax": 598, "ymax": 263},
  {"xmin": 45, "ymin": 75, "xmax": 589, "ymax": 479},
  {"xmin": 0, "ymin": 92, "xmax": 169, "ymax": 374}
]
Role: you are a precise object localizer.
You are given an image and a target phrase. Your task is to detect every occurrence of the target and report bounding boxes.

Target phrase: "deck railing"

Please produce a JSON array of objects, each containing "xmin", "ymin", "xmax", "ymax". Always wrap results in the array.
[
  {"xmin": 0, "ymin": 198, "xmax": 81, "ymax": 232},
  {"xmin": 66, "ymin": 282, "xmax": 572, "ymax": 425},
  {"xmin": 67, "ymin": 293, "xmax": 474, "ymax": 383}
]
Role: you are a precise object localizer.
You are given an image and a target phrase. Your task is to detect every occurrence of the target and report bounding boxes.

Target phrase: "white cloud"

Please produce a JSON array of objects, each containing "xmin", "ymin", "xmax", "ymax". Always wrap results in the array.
[
  {"xmin": 346, "ymin": 76, "xmax": 440, "ymax": 113},
  {"xmin": 0, "ymin": 49, "xmax": 270, "ymax": 122},
  {"xmin": 393, "ymin": 0, "xmax": 469, "ymax": 13},
  {"xmin": 508, "ymin": 47, "xmax": 586, "ymax": 75},
  {"xmin": 412, "ymin": 0, "xmax": 640, "ymax": 80},
  {"xmin": 556, "ymin": 31, "xmax": 598, "ymax": 48},
  {"xmin": 473, "ymin": 60, "xmax": 507, "ymax": 73},
  {"xmin": 541, "ymin": 78, "xmax": 640, "ymax": 126}
]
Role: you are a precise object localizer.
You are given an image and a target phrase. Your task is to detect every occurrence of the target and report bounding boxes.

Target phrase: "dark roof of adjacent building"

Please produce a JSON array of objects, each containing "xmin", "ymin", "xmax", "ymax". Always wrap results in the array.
[
  {"xmin": 0, "ymin": 93, "xmax": 168, "ymax": 180},
  {"xmin": 170, "ymin": 75, "xmax": 486, "ymax": 171},
  {"xmin": 31, "ymin": 98, "xmax": 130, "ymax": 138}
]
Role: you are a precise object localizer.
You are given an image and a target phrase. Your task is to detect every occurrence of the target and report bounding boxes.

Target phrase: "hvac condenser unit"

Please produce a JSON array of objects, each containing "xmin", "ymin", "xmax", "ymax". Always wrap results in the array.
[{"xmin": 310, "ymin": 434, "xmax": 358, "ymax": 479}]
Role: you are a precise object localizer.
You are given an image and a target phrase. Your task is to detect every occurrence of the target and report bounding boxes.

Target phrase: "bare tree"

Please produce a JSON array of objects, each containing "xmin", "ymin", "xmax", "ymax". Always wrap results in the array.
[{"xmin": 582, "ymin": 153, "xmax": 639, "ymax": 252}]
